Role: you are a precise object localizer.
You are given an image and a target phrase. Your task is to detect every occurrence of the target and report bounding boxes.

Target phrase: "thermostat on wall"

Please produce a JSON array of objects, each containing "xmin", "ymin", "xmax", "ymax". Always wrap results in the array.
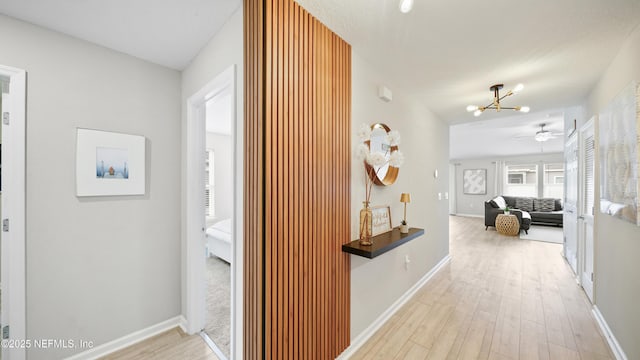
[{"xmin": 378, "ymin": 85, "xmax": 392, "ymax": 102}]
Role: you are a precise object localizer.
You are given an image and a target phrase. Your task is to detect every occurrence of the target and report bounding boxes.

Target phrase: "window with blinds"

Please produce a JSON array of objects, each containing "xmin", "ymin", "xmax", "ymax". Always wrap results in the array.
[
  {"xmin": 205, "ymin": 149, "xmax": 215, "ymax": 218},
  {"xmin": 584, "ymin": 135, "xmax": 595, "ymax": 215},
  {"xmin": 543, "ymin": 163, "xmax": 565, "ymax": 199},
  {"xmin": 504, "ymin": 164, "xmax": 538, "ymax": 197}
]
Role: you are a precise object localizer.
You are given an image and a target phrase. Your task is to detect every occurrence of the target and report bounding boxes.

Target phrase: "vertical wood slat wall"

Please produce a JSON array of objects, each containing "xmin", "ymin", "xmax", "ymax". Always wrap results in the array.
[
  {"xmin": 244, "ymin": 1, "xmax": 264, "ymax": 359},
  {"xmin": 245, "ymin": 0, "xmax": 352, "ymax": 358}
]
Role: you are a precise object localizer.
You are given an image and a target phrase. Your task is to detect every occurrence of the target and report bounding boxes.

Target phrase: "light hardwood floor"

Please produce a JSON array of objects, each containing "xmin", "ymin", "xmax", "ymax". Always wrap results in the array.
[
  {"xmin": 99, "ymin": 328, "xmax": 219, "ymax": 360},
  {"xmin": 351, "ymin": 216, "xmax": 613, "ymax": 360},
  {"xmin": 106, "ymin": 215, "xmax": 612, "ymax": 359}
]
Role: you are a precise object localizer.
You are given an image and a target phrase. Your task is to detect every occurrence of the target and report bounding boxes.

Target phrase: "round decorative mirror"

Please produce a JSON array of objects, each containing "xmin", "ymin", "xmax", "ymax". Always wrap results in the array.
[{"xmin": 365, "ymin": 123, "xmax": 399, "ymax": 186}]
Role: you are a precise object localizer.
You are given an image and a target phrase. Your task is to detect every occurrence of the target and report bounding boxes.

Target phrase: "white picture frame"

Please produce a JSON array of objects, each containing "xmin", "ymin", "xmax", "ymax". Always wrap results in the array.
[
  {"xmin": 76, "ymin": 128, "xmax": 146, "ymax": 196},
  {"xmin": 371, "ymin": 205, "xmax": 392, "ymax": 236}
]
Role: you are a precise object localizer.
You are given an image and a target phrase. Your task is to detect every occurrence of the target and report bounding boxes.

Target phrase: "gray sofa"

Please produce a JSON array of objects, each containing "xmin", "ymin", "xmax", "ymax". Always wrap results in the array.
[{"xmin": 485, "ymin": 195, "xmax": 563, "ymax": 233}]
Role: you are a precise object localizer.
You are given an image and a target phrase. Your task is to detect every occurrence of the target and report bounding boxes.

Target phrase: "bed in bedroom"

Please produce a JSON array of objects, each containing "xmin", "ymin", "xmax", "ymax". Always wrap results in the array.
[{"xmin": 206, "ymin": 219, "xmax": 232, "ymax": 263}]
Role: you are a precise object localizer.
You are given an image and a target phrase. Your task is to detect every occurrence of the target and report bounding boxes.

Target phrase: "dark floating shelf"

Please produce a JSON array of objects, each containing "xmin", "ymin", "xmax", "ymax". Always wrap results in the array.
[{"xmin": 342, "ymin": 227, "xmax": 425, "ymax": 259}]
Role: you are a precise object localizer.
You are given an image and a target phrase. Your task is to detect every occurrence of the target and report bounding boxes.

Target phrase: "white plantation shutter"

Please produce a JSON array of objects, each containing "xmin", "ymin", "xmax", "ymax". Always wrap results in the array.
[{"xmin": 584, "ymin": 136, "xmax": 595, "ymax": 215}]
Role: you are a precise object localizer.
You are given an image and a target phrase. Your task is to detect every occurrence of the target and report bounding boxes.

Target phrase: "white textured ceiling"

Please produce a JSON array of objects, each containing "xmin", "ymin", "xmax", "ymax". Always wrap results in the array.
[
  {"xmin": 450, "ymin": 110, "xmax": 566, "ymax": 160},
  {"xmin": 296, "ymin": 0, "xmax": 640, "ymax": 123},
  {"xmin": 0, "ymin": 0, "xmax": 241, "ymax": 70}
]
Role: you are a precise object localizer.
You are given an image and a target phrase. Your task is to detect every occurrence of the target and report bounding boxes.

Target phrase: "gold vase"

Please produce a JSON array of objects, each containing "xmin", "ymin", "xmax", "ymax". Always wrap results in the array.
[{"xmin": 359, "ymin": 201, "xmax": 373, "ymax": 245}]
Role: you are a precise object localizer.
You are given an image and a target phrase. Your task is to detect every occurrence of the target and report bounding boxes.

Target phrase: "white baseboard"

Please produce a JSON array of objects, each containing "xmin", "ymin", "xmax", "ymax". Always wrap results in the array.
[
  {"xmin": 178, "ymin": 315, "xmax": 188, "ymax": 333},
  {"xmin": 336, "ymin": 254, "xmax": 451, "ymax": 359},
  {"xmin": 592, "ymin": 306, "xmax": 627, "ymax": 360},
  {"xmin": 65, "ymin": 316, "xmax": 187, "ymax": 360},
  {"xmin": 453, "ymin": 213, "xmax": 483, "ymax": 219}
]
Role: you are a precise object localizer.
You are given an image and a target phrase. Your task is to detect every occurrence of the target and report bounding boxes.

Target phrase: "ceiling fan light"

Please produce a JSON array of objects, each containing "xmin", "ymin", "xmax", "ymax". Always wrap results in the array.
[
  {"xmin": 513, "ymin": 83, "xmax": 524, "ymax": 93},
  {"xmin": 535, "ymin": 132, "xmax": 551, "ymax": 142},
  {"xmin": 466, "ymin": 105, "xmax": 478, "ymax": 112},
  {"xmin": 399, "ymin": 0, "xmax": 414, "ymax": 13},
  {"xmin": 473, "ymin": 109, "xmax": 483, "ymax": 117},
  {"xmin": 519, "ymin": 106, "xmax": 530, "ymax": 113}
]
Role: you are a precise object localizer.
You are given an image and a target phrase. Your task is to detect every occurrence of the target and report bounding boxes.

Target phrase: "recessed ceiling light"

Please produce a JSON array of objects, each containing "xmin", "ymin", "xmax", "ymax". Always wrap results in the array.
[{"xmin": 399, "ymin": 0, "xmax": 414, "ymax": 13}]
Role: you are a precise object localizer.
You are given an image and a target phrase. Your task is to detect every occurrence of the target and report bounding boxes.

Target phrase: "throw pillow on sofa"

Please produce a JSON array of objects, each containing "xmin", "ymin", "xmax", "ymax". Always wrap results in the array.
[
  {"xmin": 554, "ymin": 199, "xmax": 563, "ymax": 211},
  {"xmin": 515, "ymin": 197, "xmax": 534, "ymax": 212},
  {"xmin": 534, "ymin": 198, "xmax": 555, "ymax": 212}
]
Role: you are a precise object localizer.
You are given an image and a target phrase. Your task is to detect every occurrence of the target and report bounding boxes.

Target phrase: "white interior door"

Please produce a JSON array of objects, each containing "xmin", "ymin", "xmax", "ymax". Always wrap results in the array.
[
  {"xmin": 579, "ymin": 118, "xmax": 595, "ymax": 302},
  {"xmin": 1, "ymin": 91, "xmax": 8, "ymax": 360},
  {"xmin": 0, "ymin": 66, "xmax": 27, "ymax": 360},
  {"xmin": 563, "ymin": 133, "xmax": 579, "ymax": 274}
]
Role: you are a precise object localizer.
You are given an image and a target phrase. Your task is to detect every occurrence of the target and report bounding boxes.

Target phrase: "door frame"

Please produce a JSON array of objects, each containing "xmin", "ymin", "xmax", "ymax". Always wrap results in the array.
[
  {"xmin": 0, "ymin": 64, "xmax": 27, "ymax": 360},
  {"xmin": 184, "ymin": 65, "xmax": 240, "ymax": 358}
]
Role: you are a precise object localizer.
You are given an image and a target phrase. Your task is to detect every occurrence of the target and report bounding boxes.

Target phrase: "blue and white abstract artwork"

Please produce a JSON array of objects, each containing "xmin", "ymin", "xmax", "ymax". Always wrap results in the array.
[{"xmin": 96, "ymin": 147, "xmax": 129, "ymax": 179}]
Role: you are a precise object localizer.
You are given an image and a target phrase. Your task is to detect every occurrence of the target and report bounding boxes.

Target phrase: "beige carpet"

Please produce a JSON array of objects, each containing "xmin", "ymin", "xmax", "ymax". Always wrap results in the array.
[
  {"xmin": 205, "ymin": 256, "xmax": 231, "ymax": 358},
  {"xmin": 520, "ymin": 225, "xmax": 564, "ymax": 244}
]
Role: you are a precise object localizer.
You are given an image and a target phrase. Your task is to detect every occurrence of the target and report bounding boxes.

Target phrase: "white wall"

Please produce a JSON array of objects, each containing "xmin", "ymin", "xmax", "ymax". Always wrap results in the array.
[
  {"xmin": 350, "ymin": 51, "xmax": 450, "ymax": 339},
  {"xmin": 206, "ymin": 132, "xmax": 233, "ymax": 222},
  {"xmin": 451, "ymin": 153, "xmax": 563, "ymax": 217},
  {"xmin": 586, "ymin": 23, "xmax": 640, "ymax": 360},
  {"xmin": 180, "ymin": 5, "xmax": 243, "ymax": 358},
  {"xmin": 0, "ymin": 15, "xmax": 182, "ymax": 359}
]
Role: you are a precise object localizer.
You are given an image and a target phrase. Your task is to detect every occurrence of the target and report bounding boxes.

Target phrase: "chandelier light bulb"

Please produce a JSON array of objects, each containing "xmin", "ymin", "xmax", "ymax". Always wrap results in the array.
[
  {"xmin": 519, "ymin": 106, "xmax": 530, "ymax": 113},
  {"xmin": 473, "ymin": 109, "xmax": 483, "ymax": 117},
  {"xmin": 466, "ymin": 105, "xmax": 478, "ymax": 112},
  {"xmin": 513, "ymin": 83, "xmax": 524, "ymax": 93},
  {"xmin": 399, "ymin": 0, "xmax": 414, "ymax": 13}
]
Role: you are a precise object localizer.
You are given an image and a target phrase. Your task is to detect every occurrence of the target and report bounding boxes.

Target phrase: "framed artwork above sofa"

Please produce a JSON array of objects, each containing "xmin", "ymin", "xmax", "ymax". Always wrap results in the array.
[{"xmin": 463, "ymin": 169, "xmax": 487, "ymax": 195}]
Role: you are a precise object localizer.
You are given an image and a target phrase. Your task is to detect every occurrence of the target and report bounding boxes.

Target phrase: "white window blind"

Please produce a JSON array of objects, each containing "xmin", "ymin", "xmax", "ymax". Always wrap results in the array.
[
  {"xmin": 504, "ymin": 163, "xmax": 538, "ymax": 197},
  {"xmin": 543, "ymin": 163, "xmax": 564, "ymax": 199},
  {"xmin": 205, "ymin": 150, "xmax": 215, "ymax": 218},
  {"xmin": 584, "ymin": 136, "xmax": 595, "ymax": 215}
]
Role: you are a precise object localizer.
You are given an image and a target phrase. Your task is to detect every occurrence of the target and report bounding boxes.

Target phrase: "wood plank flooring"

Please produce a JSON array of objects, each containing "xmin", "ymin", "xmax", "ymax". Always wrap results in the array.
[
  {"xmin": 99, "ymin": 328, "xmax": 219, "ymax": 360},
  {"xmin": 351, "ymin": 216, "xmax": 613, "ymax": 360},
  {"xmin": 104, "ymin": 215, "xmax": 612, "ymax": 359}
]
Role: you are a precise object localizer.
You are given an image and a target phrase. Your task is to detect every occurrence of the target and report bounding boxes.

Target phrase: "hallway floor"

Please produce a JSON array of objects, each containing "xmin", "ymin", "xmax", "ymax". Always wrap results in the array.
[
  {"xmin": 351, "ymin": 215, "xmax": 613, "ymax": 359},
  {"xmin": 109, "ymin": 215, "xmax": 613, "ymax": 359},
  {"xmin": 101, "ymin": 328, "xmax": 219, "ymax": 360}
]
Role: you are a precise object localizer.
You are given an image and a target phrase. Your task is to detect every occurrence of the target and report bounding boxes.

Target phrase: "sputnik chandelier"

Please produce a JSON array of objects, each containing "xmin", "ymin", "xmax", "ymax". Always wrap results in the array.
[{"xmin": 466, "ymin": 83, "xmax": 530, "ymax": 117}]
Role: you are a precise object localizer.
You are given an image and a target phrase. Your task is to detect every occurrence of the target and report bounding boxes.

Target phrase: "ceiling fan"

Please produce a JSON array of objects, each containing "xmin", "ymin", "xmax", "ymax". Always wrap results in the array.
[
  {"xmin": 533, "ymin": 123, "xmax": 562, "ymax": 142},
  {"xmin": 513, "ymin": 123, "xmax": 563, "ymax": 142}
]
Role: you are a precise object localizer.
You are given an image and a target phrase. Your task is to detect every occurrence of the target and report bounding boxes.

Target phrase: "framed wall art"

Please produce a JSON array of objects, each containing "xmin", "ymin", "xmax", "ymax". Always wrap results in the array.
[
  {"xmin": 76, "ymin": 128, "xmax": 146, "ymax": 196},
  {"xmin": 463, "ymin": 169, "xmax": 487, "ymax": 195},
  {"xmin": 371, "ymin": 205, "xmax": 392, "ymax": 236},
  {"xmin": 599, "ymin": 81, "xmax": 640, "ymax": 225}
]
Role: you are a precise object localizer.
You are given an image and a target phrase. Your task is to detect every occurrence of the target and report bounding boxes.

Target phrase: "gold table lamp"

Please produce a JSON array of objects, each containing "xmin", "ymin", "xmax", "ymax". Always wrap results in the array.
[{"xmin": 400, "ymin": 193, "xmax": 411, "ymax": 223}]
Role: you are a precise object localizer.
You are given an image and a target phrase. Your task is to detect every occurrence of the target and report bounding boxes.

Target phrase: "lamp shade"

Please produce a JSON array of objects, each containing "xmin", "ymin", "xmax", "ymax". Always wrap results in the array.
[{"xmin": 400, "ymin": 193, "xmax": 411, "ymax": 203}]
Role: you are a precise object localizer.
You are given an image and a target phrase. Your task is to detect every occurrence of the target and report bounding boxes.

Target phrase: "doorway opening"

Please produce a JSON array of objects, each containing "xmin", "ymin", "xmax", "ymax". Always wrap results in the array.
[
  {"xmin": 0, "ymin": 65, "xmax": 27, "ymax": 360},
  {"xmin": 185, "ymin": 65, "xmax": 239, "ymax": 360},
  {"xmin": 203, "ymin": 78, "xmax": 234, "ymax": 357}
]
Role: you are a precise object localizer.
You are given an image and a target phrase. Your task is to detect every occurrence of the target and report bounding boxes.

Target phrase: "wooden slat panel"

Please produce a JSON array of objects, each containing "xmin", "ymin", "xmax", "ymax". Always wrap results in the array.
[
  {"xmin": 243, "ymin": 0, "xmax": 264, "ymax": 359},
  {"xmin": 245, "ymin": 0, "xmax": 351, "ymax": 358}
]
